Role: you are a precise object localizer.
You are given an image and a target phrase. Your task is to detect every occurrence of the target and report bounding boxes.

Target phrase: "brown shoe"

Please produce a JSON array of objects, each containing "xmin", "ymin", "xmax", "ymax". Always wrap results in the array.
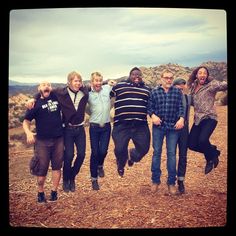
[
  {"xmin": 151, "ymin": 183, "xmax": 160, "ymax": 193},
  {"xmin": 168, "ymin": 185, "xmax": 176, "ymax": 195}
]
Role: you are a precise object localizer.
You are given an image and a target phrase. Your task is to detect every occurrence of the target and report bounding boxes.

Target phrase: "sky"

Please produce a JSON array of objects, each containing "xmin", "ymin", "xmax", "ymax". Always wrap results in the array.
[{"xmin": 9, "ymin": 8, "xmax": 227, "ymax": 83}]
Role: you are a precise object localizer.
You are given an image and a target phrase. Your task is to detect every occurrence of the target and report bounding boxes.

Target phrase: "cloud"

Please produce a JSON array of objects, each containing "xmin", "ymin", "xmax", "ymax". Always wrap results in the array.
[{"xmin": 9, "ymin": 8, "xmax": 227, "ymax": 83}]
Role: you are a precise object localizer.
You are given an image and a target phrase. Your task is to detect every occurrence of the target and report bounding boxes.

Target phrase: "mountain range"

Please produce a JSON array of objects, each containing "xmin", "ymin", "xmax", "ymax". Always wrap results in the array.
[
  {"xmin": 8, "ymin": 61, "xmax": 227, "ymax": 97},
  {"xmin": 8, "ymin": 61, "xmax": 227, "ymax": 129}
]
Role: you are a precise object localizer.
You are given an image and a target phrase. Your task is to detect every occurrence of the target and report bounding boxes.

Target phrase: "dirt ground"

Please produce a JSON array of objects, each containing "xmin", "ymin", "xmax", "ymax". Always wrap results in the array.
[{"xmin": 8, "ymin": 106, "xmax": 228, "ymax": 229}]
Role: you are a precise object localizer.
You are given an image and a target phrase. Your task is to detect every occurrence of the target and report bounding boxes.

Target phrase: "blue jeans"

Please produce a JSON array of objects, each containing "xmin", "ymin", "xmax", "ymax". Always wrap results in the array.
[
  {"xmin": 63, "ymin": 126, "xmax": 86, "ymax": 181},
  {"xmin": 89, "ymin": 123, "xmax": 111, "ymax": 178},
  {"xmin": 151, "ymin": 126, "xmax": 180, "ymax": 185}
]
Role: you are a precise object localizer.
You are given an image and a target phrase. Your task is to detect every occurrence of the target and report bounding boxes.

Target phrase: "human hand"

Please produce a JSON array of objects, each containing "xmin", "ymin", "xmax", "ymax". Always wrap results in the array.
[
  {"xmin": 174, "ymin": 117, "xmax": 184, "ymax": 129},
  {"xmin": 108, "ymin": 80, "xmax": 117, "ymax": 86},
  {"xmin": 26, "ymin": 131, "xmax": 36, "ymax": 144},
  {"xmin": 26, "ymin": 99, "xmax": 36, "ymax": 110},
  {"xmin": 151, "ymin": 114, "xmax": 162, "ymax": 126}
]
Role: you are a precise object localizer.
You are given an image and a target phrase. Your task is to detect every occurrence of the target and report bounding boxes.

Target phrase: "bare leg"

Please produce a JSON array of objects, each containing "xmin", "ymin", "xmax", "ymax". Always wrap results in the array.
[
  {"xmin": 52, "ymin": 170, "xmax": 61, "ymax": 191},
  {"xmin": 37, "ymin": 176, "xmax": 46, "ymax": 192}
]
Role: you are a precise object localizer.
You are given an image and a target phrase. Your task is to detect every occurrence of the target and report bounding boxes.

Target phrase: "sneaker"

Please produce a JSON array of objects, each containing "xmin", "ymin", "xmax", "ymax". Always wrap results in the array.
[
  {"xmin": 70, "ymin": 179, "xmax": 75, "ymax": 192},
  {"xmin": 97, "ymin": 166, "xmax": 105, "ymax": 178},
  {"xmin": 118, "ymin": 168, "xmax": 124, "ymax": 177},
  {"xmin": 37, "ymin": 192, "xmax": 46, "ymax": 203},
  {"xmin": 205, "ymin": 160, "xmax": 214, "ymax": 174},
  {"xmin": 151, "ymin": 183, "xmax": 160, "ymax": 193},
  {"xmin": 128, "ymin": 159, "xmax": 134, "ymax": 167},
  {"xmin": 63, "ymin": 180, "xmax": 70, "ymax": 193},
  {"xmin": 177, "ymin": 180, "xmax": 185, "ymax": 194},
  {"xmin": 49, "ymin": 190, "xmax": 58, "ymax": 201},
  {"xmin": 92, "ymin": 179, "xmax": 100, "ymax": 190},
  {"xmin": 168, "ymin": 185, "xmax": 177, "ymax": 195}
]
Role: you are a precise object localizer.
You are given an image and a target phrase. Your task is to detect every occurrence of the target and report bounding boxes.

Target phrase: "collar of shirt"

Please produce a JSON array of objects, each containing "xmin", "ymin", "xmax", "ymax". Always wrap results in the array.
[{"xmin": 91, "ymin": 86, "xmax": 103, "ymax": 93}]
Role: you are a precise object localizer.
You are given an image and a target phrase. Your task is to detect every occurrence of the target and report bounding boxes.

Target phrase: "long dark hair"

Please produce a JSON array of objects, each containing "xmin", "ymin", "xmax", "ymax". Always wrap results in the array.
[{"xmin": 187, "ymin": 66, "xmax": 210, "ymax": 89}]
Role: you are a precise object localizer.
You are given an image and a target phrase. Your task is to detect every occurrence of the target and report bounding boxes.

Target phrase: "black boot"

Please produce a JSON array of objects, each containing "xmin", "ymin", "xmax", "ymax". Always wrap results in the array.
[
  {"xmin": 205, "ymin": 160, "xmax": 214, "ymax": 174},
  {"xmin": 91, "ymin": 179, "xmax": 100, "ymax": 190},
  {"xmin": 213, "ymin": 150, "xmax": 221, "ymax": 168},
  {"xmin": 70, "ymin": 179, "xmax": 75, "ymax": 192},
  {"xmin": 177, "ymin": 180, "xmax": 185, "ymax": 194},
  {"xmin": 118, "ymin": 168, "xmax": 124, "ymax": 177}
]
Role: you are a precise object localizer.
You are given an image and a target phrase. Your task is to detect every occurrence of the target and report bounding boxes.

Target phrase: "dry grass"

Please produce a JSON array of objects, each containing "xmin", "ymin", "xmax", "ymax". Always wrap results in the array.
[{"xmin": 8, "ymin": 106, "xmax": 228, "ymax": 229}]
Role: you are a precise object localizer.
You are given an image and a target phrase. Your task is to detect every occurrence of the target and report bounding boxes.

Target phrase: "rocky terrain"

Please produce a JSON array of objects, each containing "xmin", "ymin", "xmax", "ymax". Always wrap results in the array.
[{"xmin": 8, "ymin": 106, "xmax": 228, "ymax": 229}]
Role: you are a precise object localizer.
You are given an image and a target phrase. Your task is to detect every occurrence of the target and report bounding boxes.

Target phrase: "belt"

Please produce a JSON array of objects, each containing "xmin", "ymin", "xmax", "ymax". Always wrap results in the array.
[
  {"xmin": 66, "ymin": 123, "xmax": 84, "ymax": 129},
  {"xmin": 89, "ymin": 122, "xmax": 110, "ymax": 128}
]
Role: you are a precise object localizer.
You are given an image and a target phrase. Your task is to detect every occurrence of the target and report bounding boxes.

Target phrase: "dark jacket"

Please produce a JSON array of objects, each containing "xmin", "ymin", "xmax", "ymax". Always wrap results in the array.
[
  {"xmin": 54, "ymin": 86, "xmax": 89, "ymax": 126},
  {"xmin": 35, "ymin": 86, "xmax": 89, "ymax": 126}
]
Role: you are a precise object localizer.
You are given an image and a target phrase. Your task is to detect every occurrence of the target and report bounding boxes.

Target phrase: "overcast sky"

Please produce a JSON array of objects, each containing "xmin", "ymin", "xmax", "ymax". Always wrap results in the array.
[{"xmin": 9, "ymin": 8, "xmax": 227, "ymax": 83}]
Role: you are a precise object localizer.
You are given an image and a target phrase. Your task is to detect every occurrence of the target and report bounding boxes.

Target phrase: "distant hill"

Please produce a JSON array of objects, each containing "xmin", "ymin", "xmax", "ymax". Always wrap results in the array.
[
  {"xmin": 8, "ymin": 83, "xmax": 67, "ymax": 97},
  {"xmin": 9, "ymin": 61, "xmax": 227, "ymax": 96},
  {"xmin": 9, "ymin": 80, "xmax": 38, "ymax": 86},
  {"xmin": 139, "ymin": 61, "xmax": 227, "ymax": 88},
  {"xmin": 8, "ymin": 61, "xmax": 227, "ymax": 128}
]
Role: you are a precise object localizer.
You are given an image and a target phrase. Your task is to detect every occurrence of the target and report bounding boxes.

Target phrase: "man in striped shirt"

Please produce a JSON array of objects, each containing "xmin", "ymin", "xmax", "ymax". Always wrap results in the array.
[
  {"xmin": 110, "ymin": 67, "xmax": 151, "ymax": 177},
  {"xmin": 147, "ymin": 69, "xmax": 184, "ymax": 195}
]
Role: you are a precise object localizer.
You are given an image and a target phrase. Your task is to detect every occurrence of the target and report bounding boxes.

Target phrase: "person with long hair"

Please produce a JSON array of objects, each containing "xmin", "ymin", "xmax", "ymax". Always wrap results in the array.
[{"xmin": 187, "ymin": 66, "xmax": 227, "ymax": 174}]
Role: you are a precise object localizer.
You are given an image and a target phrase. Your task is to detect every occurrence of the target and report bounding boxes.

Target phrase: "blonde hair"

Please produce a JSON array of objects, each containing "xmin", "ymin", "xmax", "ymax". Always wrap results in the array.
[
  {"xmin": 160, "ymin": 69, "xmax": 174, "ymax": 78},
  {"xmin": 90, "ymin": 72, "xmax": 103, "ymax": 82},
  {"xmin": 67, "ymin": 71, "xmax": 82, "ymax": 84}
]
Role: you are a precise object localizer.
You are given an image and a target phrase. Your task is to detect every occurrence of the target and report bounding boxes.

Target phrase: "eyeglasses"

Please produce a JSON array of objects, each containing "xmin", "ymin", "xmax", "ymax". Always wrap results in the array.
[{"xmin": 162, "ymin": 77, "xmax": 174, "ymax": 80}]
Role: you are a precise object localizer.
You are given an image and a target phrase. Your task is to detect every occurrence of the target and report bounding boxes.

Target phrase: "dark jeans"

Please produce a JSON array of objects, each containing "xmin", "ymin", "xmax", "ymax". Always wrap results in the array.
[
  {"xmin": 63, "ymin": 126, "xmax": 86, "ymax": 181},
  {"xmin": 177, "ymin": 125, "xmax": 189, "ymax": 180},
  {"xmin": 188, "ymin": 118, "xmax": 218, "ymax": 162},
  {"xmin": 112, "ymin": 122, "xmax": 150, "ymax": 170},
  {"xmin": 89, "ymin": 123, "xmax": 111, "ymax": 178}
]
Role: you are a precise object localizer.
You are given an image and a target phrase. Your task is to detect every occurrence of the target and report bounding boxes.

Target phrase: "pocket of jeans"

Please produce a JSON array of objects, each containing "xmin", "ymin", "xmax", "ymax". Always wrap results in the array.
[{"xmin": 29, "ymin": 156, "xmax": 40, "ymax": 175}]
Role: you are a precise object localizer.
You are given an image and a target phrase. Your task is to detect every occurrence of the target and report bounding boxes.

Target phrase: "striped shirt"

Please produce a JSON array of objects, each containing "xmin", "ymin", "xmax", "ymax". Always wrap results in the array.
[
  {"xmin": 147, "ymin": 85, "xmax": 184, "ymax": 130},
  {"xmin": 110, "ymin": 80, "xmax": 150, "ymax": 125}
]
